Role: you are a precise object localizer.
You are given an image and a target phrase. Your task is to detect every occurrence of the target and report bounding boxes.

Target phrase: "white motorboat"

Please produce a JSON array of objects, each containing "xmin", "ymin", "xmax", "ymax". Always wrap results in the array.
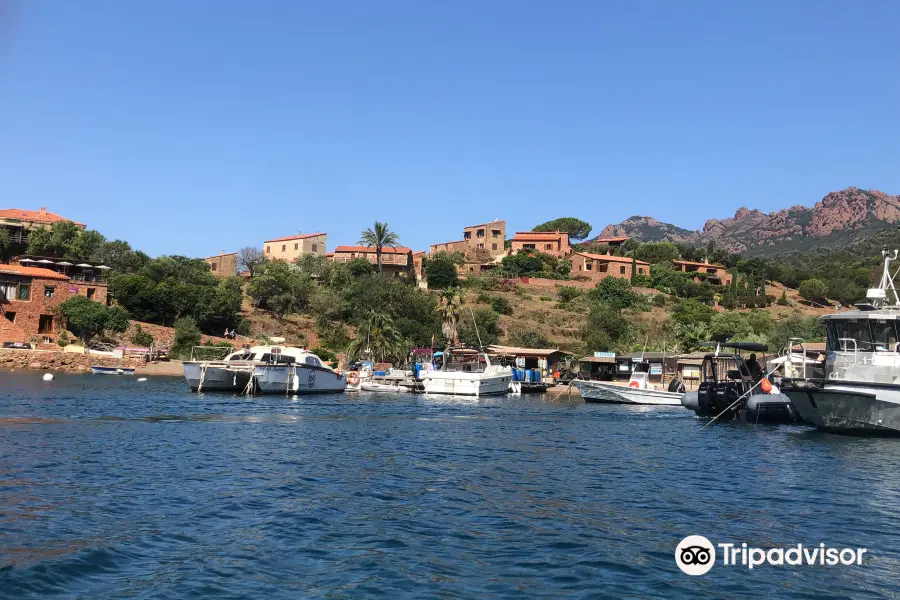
[
  {"xmin": 360, "ymin": 381, "xmax": 409, "ymax": 393},
  {"xmin": 782, "ymin": 249, "xmax": 900, "ymax": 434},
  {"xmin": 252, "ymin": 347, "xmax": 346, "ymax": 394},
  {"xmin": 421, "ymin": 346, "xmax": 512, "ymax": 396},
  {"xmin": 573, "ymin": 361, "xmax": 682, "ymax": 405},
  {"xmin": 183, "ymin": 346, "xmax": 262, "ymax": 392}
]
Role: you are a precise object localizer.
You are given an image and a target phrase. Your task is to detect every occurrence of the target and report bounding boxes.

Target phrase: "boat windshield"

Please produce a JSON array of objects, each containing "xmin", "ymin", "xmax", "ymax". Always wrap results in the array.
[
  {"xmin": 259, "ymin": 353, "xmax": 296, "ymax": 364},
  {"xmin": 229, "ymin": 351, "xmax": 255, "ymax": 361},
  {"xmin": 444, "ymin": 351, "xmax": 488, "ymax": 373},
  {"xmin": 702, "ymin": 356, "xmax": 749, "ymax": 383},
  {"xmin": 825, "ymin": 317, "xmax": 900, "ymax": 353}
]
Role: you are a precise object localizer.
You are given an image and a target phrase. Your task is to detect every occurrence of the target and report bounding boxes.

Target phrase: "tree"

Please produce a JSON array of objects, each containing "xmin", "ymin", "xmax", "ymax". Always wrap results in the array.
[
  {"xmin": 582, "ymin": 304, "xmax": 635, "ymax": 352},
  {"xmin": 59, "ymin": 296, "xmax": 130, "ymax": 343},
  {"xmin": 346, "ymin": 310, "xmax": 407, "ymax": 363},
  {"xmin": 670, "ymin": 299, "xmax": 715, "ymax": 326},
  {"xmin": 246, "ymin": 260, "xmax": 314, "ymax": 315},
  {"xmin": 588, "ymin": 277, "xmax": 645, "ymax": 310},
  {"xmin": 746, "ymin": 310, "xmax": 773, "ymax": 336},
  {"xmin": 709, "ymin": 311, "xmax": 752, "ymax": 340},
  {"xmin": 458, "ymin": 307, "xmax": 503, "ymax": 346},
  {"xmin": 438, "ymin": 289, "xmax": 462, "ymax": 345},
  {"xmin": 634, "ymin": 242, "xmax": 680, "ymax": 265},
  {"xmin": 93, "ymin": 240, "xmax": 149, "ymax": 273},
  {"xmin": 359, "ymin": 221, "xmax": 400, "ymax": 273},
  {"xmin": 422, "ymin": 251, "xmax": 461, "ymax": 289},
  {"xmin": 777, "ymin": 289, "xmax": 789, "ymax": 306},
  {"xmin": 669, "ymin": 321, "xmax": 709, "ymax": 353},
  {"xmin": 238, "ymin": 247, "xmax": 267, "ymax": 278},
  {"xmin": 533, "ymin": 217, "xmax": 592, "ymax": 241},
  {"xmin": 171, "ymin": 316, "xmax": 202, "ymax": 359},
  {"xmin": 799, "ymin": 278, "xmax": 828, "ymax": 304},
  {"xmin": 769, "ymin": 313, "xmax": 824, "ymax": 354},
  {"xmin": 489, "ymin": 296, "xmax": 513, "ymax": 316}
]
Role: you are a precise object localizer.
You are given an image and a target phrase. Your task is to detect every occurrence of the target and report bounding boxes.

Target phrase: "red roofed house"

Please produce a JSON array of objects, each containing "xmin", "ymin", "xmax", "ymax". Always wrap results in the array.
[
  {"xmin": 509, "ymin": 231, "xmax": 571, "ymax": 257},
  {"xmin": 0, "ymin": 262, "xmax": 108, "ymax": 344},
  {"xmin": 672, "ymin": 259, "xmax": 732, "ymax": 286},
  {"xmin": 589, "ymin": 236, "xmax": 629, "ymax": 251},
  {"xmin": 0, "ymin": 207, "xmax": 86, "ymax": 255},
  {"xmin": 263, "ymin": 232, "xmax": 327, "ymax": 262},
  {"xmin": 329, "ymin": 246, "xmax": 414, "ymax": 278},
  {"xmin": 570, "ymin": 252, "xmax": 650, "ymax": 283}
]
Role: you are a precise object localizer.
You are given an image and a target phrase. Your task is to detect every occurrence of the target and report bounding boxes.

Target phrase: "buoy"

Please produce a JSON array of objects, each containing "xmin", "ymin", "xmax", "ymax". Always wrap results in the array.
[
  {"xmin": 137, "ymin": 377, "xmax": 148, "ymax": 382},
  {"xmin": 42, "ymin": 373, "xmax": 54, "ymax": 381},
  {"xmin": 760, "ymin": 378, "xmax": 773, "ymax": 394}
]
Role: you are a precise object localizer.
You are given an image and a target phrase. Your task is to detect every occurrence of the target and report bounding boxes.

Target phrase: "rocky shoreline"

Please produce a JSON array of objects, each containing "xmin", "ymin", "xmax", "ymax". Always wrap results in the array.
[{"xmin": 0, "ymin": 349, "xmax": 143, "ymax": 373}]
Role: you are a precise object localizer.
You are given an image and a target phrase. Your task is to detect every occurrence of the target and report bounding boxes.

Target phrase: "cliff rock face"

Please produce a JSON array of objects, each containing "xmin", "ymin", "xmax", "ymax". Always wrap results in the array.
[{"xmin": 599, "ymin": 187, "xmax": 900, "ymax": 254}]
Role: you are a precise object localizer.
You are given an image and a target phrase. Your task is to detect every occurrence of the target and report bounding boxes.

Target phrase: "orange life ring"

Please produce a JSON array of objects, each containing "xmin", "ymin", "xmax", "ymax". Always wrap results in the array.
[
  {"xmin": 347, "ymin": 371, "xmax": 360, "ymax": 386},
  {"xmin": 629, "ymin": 381, "xmax": 640, "ymax": 389}
]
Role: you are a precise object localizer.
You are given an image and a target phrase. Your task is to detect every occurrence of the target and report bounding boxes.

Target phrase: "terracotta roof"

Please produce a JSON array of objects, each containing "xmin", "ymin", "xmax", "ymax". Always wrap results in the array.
[
  {"xmin": 412, "ymin": 251, "xmax": 427, "ymax": 256},
  {"xmin": 431, "ymin": 240, "xmax": 467, "ymax": 246},
  {"xmin": 0, "ymin": 264, "xmax": 70, "ymax": 280},
  {"xmin": 333, "ymin": 245, "xmax": 412, "ymax": 254},
  {"xmin": 264, "ymin": 232, "xmax": 325, "ymax": 243},
  {"xmin": 672, "ymin": 259, "xmax": 727, "ymax": 269},
  {"xmin": 324, "ymin": 252, "xmax": 335, "ymax": 258},
  {"xmin": 203, "ymin": 252, "xmax": 237, "ymax": 259},
  {"xmin": 592, "ymin": 236, "xmax": 629, "ymax": 243},
  {"xmin": 576, "ymin": 252, "xmax": 650, "ymax": 265},
  {"xmin": 0, "ymin": 207, "xmax": 85, "ymax": 227},
  {"xmin": 512, "ymin": 231, "xmax": 569, "ymax": 241}
]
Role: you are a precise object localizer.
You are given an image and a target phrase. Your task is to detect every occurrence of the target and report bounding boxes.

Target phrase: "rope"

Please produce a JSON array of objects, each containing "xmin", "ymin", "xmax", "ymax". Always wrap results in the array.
[
  {"xmin": 549, "ymin": 374, "xmax": 580, "ymax": 402},
  {"xmin": 198, "ymin": 364, "xmax": 207, "ymax": 393},
  {"xmin": 243, "ymin": 369, "xmax": 255, "ymax": 396},
  {"xmin": 702, "ymin": 367, "xmax": 778, "ymax": 429}
]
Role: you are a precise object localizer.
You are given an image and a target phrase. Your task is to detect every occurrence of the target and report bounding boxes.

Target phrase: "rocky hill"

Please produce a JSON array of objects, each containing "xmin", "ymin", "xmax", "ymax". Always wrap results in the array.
[{"xmin": 598, "ymin": 187, "xmax": 900, "ymax": 255}]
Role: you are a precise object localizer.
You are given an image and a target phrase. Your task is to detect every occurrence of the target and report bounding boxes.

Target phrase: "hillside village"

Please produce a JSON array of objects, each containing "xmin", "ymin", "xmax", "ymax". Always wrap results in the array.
[{"xmin": 1, "ymin": 194, "xmax": 879, "ymax": 373}]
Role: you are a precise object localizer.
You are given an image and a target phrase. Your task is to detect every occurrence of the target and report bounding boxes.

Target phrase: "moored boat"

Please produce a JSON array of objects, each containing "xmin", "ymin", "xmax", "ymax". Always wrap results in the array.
[
  {"xmin": 91, "ymin": 365, "xmax": 136, "ymax": 375},
  {"xmin": 252, "ymin": 347, "xmax": 346, "ymax": 394},
  {"xmin": 782, "ymin": 249, "xmax": 900, "ymax": 435},
  {"xmin": 183, "ymin": 346, "xmax": 260, "ymax": 392},
  {"xmin": 574, "ymin": 360, "xmax": 682, "ymax": 405},
  {"xmin": 420, "ymin": 346, "xmax": 512, "ymax": 396}
]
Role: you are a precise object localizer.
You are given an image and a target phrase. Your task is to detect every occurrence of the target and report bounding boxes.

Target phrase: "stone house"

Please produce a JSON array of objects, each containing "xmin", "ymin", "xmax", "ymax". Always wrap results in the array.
[
  {"xmin": 509, "ymin": 231, "xmax": 571, "ymax": 257},
  {"xmin": 431, "ymin": 220, "xmax": 506, "ymax": 261},
  {"xmin": 264, "ymin": 232, "xmax": 327, "ymax": 262},
  {"xmin": 671, "ymin": 259, "xmax": 732, "ymax": 286},
  {"xmin": 0, "ymin": 263, "xmax": 108, "ymax": 344},
  {"xmin": 329, "ymin": 245, "xmax": 414, "ymax": 278},
  {"xmin": 570, "ymin": 252, "xmax": 650, "ymax": 282},
  {"xmin": 0, "ymin": 207, "xmax": 86, "ymax": 257},
  {"xmin": 203, "ymin": 251, "xmax": 238, "ymax": 277}
]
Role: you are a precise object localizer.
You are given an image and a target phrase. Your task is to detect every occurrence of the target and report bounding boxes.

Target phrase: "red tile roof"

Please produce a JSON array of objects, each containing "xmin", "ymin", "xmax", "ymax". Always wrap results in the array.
[
  {"xmin": 672, "ymin": 259, "xmax": 727, "ymax": 269},
  {"xmin": 576, "ymin": 252, "xmax": 649, "ymax": 265},
  {"xmin": 0, "ymin": 207, "xmax": 85, "ymax": 227},
  {"xmin": 512, "ymin": 231, "xmax": 569, "ymax": 241},
  {"xmin": 0, "ymin": 264, "xmax": 71, "ymax": 280},
  {"xmin": 333, "ymin": 245, "xmax": 412, "ymax": 254},
  {"xmin": 264, "ymin": 232, "xmax": 325, "ymax": 243},
  {"xmin": 412, "ymin": 251, "xmax": 427, "ymax": 256}
]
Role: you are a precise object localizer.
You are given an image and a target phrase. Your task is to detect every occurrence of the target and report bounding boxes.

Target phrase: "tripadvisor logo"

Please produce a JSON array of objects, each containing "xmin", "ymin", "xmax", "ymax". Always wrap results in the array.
[{"xmin": 675, "ymin": 536, "xmax": 868, "ymax": 575}]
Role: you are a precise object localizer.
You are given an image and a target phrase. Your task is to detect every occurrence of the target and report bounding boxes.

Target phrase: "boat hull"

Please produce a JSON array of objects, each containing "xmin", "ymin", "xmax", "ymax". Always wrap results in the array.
[
  {"xmin": 253, "ymin": 365, "xmax": 346, "ymax": 394},
  {"xmin": 574, "ymin": 380, "xmax": 682, "ymax": 405},
  {"xmin": 91, "ymin": 366, "xmax": 136, "ymax": 376},
  {"xmin": 783, "ymin": 381, "xmax": 900, "ymax": 435},
  {"xmin": 183, "ymin": 362, "xmax": 253, "ymax": 392},
  {"xmin": 422, "ymin": 373, "xmax": 511, "ymax": 396}
]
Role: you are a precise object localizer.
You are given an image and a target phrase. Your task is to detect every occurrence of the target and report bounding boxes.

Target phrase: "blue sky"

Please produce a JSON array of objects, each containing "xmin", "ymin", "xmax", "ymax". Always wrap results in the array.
[{"xmin": 1, "ymin": 0, "xmax": 898, "ymax": 257}]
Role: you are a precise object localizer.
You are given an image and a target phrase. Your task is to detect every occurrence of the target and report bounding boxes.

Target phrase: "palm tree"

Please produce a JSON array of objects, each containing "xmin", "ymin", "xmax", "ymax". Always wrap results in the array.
[
  {"xmin": 438, "ymin": 289, "xmax": 462, "ymax": 346},
  {"xmin": 347, "ymin": 310, "xmax": 407, "ymax": 363},
  {"xmin": 359, "ymin": 221, "xmax": 400, "ymax": 273}
]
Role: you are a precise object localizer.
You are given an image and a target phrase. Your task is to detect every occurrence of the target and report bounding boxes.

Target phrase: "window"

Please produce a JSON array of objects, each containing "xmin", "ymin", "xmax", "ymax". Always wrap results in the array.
[
  {"xmin": 294, "ymin": 243, "xmax": 299, "ymax": 250},
  {"xmin": 871, "ymin": 320, "xmax": 899, "ymax": 351},
  {"xmin": 524, "ymin": 244, "xmax": 535, "ymax": 249},
  {"xmin": 464, "ymin": 231, "xmax": 472, "ymax": 240},
  {"xmin": 585, "ymin": 262, "xmax": 592, "ymax": 271},
  {"xmin": 638, "ymin": 268, "xmax": 645, "ymax": 274},
  {"xmin": 312, "ymin": 244, "xmax": 318, "ymax": 252},
  {"xmin": 707, "ymin": 268, "xmax": 716, "ymax": 274},
  {"xmin": 492, "ymin": 243, "xmax": 497, "ymax": 250},
  {"xmin": 477, "ymin": 229, "xmax": 485, "ymax": 238},
  {"xmin": 4, "ymin": 312, "xmax": 15, "ymax": 322},
  {"xmin": 545, "ymin": 244, "xmax": 552, "ymax": 250},
  {"xmin": 282, "ymin": 244, "xmax": 286, "ymax": 252},
  {"xmin": 18, "ymin": 283, "xmax": 29, "ymax": 301},
  {"xmin": 492, "ymin": 229, "xmax": 501, "ymax": 238},
  {"xmin": 305, "ymin": 356, "xmax": 322, "ymax": 367},
  {"xmin": 266, "ymin": 246, "xmax": 271, "ymax": 253},
  {"xmin": 87, "ymin": 288, "xmax": 95, "ymax": 300},
  {"xmin": 38, "ymin": 314, "xmax": 54, "ymax": 334},
  {"xmin": 0, "ymin": 282, "xmax": 15, "ymax": 301},
  {"xmin": 477, "ymin": 243, "xmax": 484, "ymax": 249},
  {"xmin": 211, "ymin": 263, "xmax": 218, "ymax": 271},
  {"xmin": 44, "ymin": 286, "xmax": 55, "ymax": 298},
  {"xmin": 619, "ymin": 266, "xmax": 626, "ymax": 275}
]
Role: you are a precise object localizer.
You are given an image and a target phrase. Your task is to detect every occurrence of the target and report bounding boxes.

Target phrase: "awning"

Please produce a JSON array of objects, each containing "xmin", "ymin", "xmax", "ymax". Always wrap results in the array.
[{"xmin": 579, "ymin": 356, "xmax": 615, "ymax": 364}]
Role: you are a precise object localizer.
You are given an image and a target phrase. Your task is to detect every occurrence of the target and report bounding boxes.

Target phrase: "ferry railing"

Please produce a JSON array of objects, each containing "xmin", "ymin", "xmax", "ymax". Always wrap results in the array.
[
  {"xmin": 189, "ymin": 345, "xmax": 233, "ymax": 362},
  {"xmin": 787, "ymin": 337, "xmax": 808, "ymax": 380}
]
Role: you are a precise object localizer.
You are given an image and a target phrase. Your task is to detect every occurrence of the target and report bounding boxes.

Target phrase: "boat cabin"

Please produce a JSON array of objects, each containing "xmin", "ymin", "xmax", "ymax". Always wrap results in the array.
[{"xmin": 440, "ymin": 347, "xmax": 491, "ymax": 373}]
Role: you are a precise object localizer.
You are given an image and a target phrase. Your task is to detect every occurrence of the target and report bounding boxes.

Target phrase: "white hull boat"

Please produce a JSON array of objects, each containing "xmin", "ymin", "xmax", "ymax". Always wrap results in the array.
[
  {"xmin": 184, "ymin": 361, "xmax": 254, "ymax": 392},
  {"xmin": 254, "ymin": 364, "xmax": 346, "ymax": 394},
  {"xmin": 421, "ymin": 346, "xmax": 512, "ymax": 396},
  {"xmin": 574, "ymin": 380, "xmax": 682, "ymax": 405},
  {"xmin": 360, "ymin": 381, "xmax": 409, "ymax": 393}
]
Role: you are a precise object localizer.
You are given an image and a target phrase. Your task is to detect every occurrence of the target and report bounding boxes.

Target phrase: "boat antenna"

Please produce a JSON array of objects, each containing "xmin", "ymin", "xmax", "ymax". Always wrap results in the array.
[
  {"xmin": 468, "ymin": 307, "xmax": 484, "ymax": 348},
  {"xmin": 873, "ymin": 248, "xmax": 900, "ymax": 307}
]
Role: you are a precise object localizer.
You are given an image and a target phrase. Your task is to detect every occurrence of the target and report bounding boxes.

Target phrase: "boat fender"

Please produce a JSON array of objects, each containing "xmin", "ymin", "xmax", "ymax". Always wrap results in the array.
[
  {"xmin": 628, "ymin": 381, "xmax": 640, "ymax": 389},
  {"xmin": 42, "ymin": 373, "xmax": 54, "ymax": 381},
  {"xmin": 760, "ymin": 378, "xmax": 773, "ymax": 394},
  {"xmin": 347, "ymin": 371, "xmax": 360, "ymax": 386}
]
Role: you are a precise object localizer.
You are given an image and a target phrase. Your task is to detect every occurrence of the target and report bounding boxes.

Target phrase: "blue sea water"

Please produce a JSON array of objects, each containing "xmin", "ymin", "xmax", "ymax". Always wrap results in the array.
[{"xmin": 1, "ymin": 372, "xmax": 898, "ymax": 599}]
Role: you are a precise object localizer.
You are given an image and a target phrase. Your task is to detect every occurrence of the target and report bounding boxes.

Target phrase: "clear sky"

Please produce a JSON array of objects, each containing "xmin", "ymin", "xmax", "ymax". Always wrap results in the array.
[{"xmin": 1, "ymin": 0, "xmax": 898, "ymax": 257}]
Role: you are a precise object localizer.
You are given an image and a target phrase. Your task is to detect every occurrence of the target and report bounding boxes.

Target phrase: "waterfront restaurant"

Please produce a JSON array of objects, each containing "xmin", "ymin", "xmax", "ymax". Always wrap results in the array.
[{"xmin": 486, "ymin": 345, "xmax": 567, "ymax": 378}]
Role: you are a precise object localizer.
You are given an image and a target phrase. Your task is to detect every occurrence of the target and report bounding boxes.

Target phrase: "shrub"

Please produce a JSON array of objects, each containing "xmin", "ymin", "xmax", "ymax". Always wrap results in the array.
[
  {"xmin": 490, "ymin": 296, "xmax": 513, "ymax": 315},
  {"xmin": 539, "ymin": 295, "xmax": 552, "ymax": 302},
  {"xmin": 557, "ymin": 286, "xmax": 583, "ymax": 304},
  {"xmin": 59, "ymin": 296, "xmax": 130, "ymax": 344},
  {"xmin": 777, "ymin": 289, "xmax": 789, "ymax": 306},
  {"xmin": 458, "ymin": 308, "xmax": 503, "ymax": 346},
  {"xmin": 131, "ymin": 324, "xmax": 154, "ymax": 347},
  {"xmin": 799, "ymin": 278, "xmax": 828, "ymax": 303},
  {"xmin": 57, "ymin": 330, "xmax": 69, "ymax": 347},
  {"xmin": 588, "ymin": 277, "xmax": 646, "ymax": 310},
  {"xmin": 652, "ymin": 294, "xmax": 667, "ymax": 308},
  {"xmin": 508, "ymin": 328, "xmax": 552, "ymax": 348},
  {"xmin": 475, "ymin": 292, "xmax": 491, "ymax": 304},
  {"xmin": 422, "ymin": 252, "xmax": 461, "ymax": 289}
]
